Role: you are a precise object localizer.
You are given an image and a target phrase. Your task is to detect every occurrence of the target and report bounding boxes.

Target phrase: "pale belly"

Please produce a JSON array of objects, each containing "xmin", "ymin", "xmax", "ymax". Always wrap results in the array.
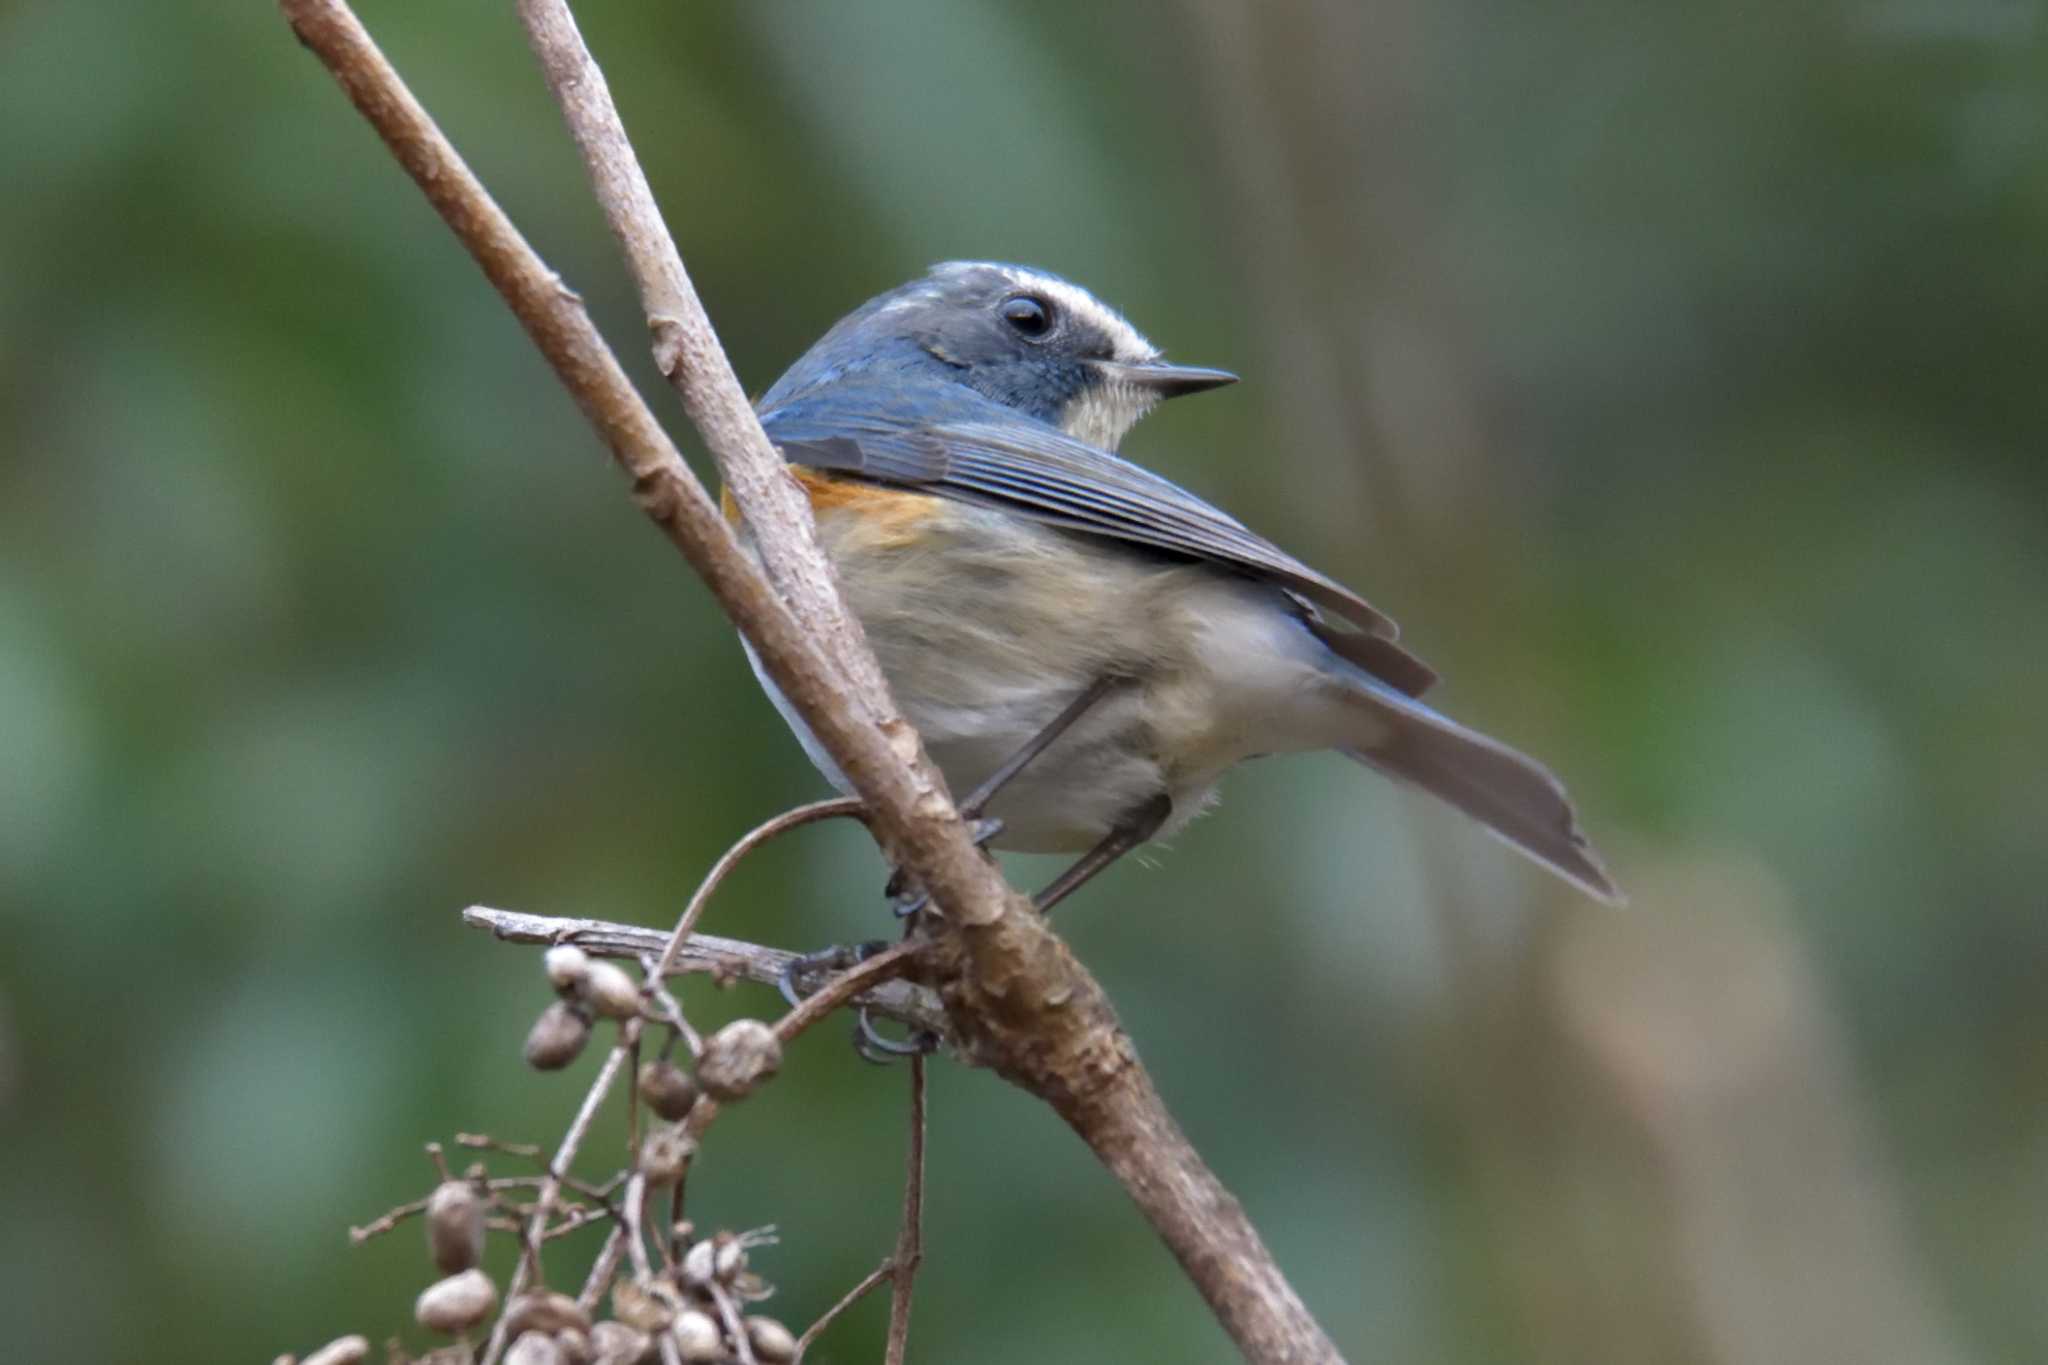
[{"xmin": 742, "ymin": 500, "xmax": 1354, "ymax": 853}]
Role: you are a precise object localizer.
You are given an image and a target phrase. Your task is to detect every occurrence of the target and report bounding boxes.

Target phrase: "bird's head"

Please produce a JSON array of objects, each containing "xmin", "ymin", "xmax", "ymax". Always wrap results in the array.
[{"xmin": 772, "ymin": 261, "xmax": 1235, "ymax": 450}]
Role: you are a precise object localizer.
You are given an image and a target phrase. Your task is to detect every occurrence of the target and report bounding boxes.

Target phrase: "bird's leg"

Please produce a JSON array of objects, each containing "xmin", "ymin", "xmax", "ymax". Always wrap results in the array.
[
  {"xmin": 961, "ymin": 674, "xmax": 1130, "ymax": 818},
  {"xmin": 841, "ymin": 677, "xmax": 1132, "ymax": 1062},
  {"xmin": 1032, "ymin": 791, "xmax": 1173, "ymax": 915},
  {"xmin": 844, "ymin": 790, "xmax": 1172, "ymax": 1062},
  {"xmin": 888, "ymin": 674, "xmax": 1130, "ymax": 917}
]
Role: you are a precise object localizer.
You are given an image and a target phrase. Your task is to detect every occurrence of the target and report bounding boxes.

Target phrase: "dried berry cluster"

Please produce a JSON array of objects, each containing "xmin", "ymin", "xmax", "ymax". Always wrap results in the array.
[{"xmin": 275, "ymin": 936, "xmax": 840, "ymax": 1365}]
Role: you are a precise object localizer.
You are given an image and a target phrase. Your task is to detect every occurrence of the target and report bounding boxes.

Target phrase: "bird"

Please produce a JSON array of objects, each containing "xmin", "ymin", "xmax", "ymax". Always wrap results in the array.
[{"xmin": 735, "ymin": 261, "xmax": 1620, "ymax": 910}]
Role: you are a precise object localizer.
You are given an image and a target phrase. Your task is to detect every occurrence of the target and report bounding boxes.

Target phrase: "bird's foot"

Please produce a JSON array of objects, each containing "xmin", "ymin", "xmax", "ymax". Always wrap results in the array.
[
  {"xmin": 776, "ymin": 938, "xmax": 940, "ymax": 1065},
  {"xmin": 775, "ymin": 939, "xmax": 887, "ymax": 1009}
]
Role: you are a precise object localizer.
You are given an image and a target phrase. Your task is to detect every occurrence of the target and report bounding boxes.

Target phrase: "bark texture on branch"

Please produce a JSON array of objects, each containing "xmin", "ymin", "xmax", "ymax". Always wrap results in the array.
[{"xmin": 282, "ymin": 3, "xmax": 1341, "ymax": 1358}]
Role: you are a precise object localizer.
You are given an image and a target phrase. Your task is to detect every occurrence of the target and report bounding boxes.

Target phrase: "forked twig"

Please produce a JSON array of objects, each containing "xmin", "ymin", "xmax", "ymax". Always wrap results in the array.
[
  {"xmin": 653, "ymin": 797, "xmax": 867, "ymax": 987},
  {"xmin": 577, "ymin": 1225, "xmax": 630, "ymax": 1314},
  {"xmin": 483, "ymin": 1026, "xmax": 637, "ymax": 1365},
  {"xmin": 791, "ymin": 1053, "xmax": 928, "ymax": 1363},
  {"xmin": 793, "ymin": 1263, "xmax": 894, "ymax": 1362}
]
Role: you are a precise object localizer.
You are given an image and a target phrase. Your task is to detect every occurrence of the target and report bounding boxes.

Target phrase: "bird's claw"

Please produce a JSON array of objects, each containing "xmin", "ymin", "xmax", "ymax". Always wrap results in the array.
[
  {"xmin": 775, "ymin": 939, "xmax": 888, "ymax": 1010},
  {"xmin": 853, "ymin": 1007, "xmax": 940, "ymax": 1064}
]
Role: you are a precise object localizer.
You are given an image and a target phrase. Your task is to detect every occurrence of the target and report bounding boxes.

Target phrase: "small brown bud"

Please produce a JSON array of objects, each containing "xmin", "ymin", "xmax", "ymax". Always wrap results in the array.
[
  {"xmin": 544, "ymin": 945, "xmax": 591, "ymax": 991},
  {"xmin": 637, "ymin": 1060, "xmax": 699, "ymax": 1121},
  {"xmin": 638, "ymin": 1123, "xmax": 696, "ymax": 1187},
  {"xmin": 301, "ymin": 1338, "xmax": 371, "ymax": 1365},
  {"xmin": 505, "ymin": 1332, "xmax": 564, "ymax": 1365},
  {"xmin": 425, "ymin": 1180, "xmax": 485, "ymax": 1274},
  {"xmin": 502, "ymin": 1291, "xmax": 590, "ymax": 1338},
  {"xmin": 745, "ymin": 1316, "xmax": 797, "ymax": 1364},
  {"xmin": 415, "ymin": 1268, "xmax": 497, "ymax": 1335},
  {"xmin": 696, "ymin": 1019, "xmax": 781, "ymax": 1101},
  {"xmin": 588, "ymin": 1321, "xmax": 653, "ymax": 1365},
  {"xmin": 525, "ymin": 1001, "xmax": 591, "ymax": 1071},
  {"xmin": 668, "ymin": 1310, "xmax": 722, "ymax": 1363},
  {"xmin": 581, "ymin": 960, "xmax": 643, "ymax": 1020}
]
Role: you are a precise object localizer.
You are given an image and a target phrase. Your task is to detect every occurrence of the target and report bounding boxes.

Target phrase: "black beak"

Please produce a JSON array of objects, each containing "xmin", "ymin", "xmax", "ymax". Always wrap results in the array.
[{"xmin": 1103, "ymin": 360, "xmax": 1239, "ymax": 399}]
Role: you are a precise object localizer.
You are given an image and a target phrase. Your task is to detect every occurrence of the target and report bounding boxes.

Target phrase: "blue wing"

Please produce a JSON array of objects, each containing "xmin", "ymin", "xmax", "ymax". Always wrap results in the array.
[{"xmin": 760, "ymin": 385, "xmax": 1437, "ymax": 697}]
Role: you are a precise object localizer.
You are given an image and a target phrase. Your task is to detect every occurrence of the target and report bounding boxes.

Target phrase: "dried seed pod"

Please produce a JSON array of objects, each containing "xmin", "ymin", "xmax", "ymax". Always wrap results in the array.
[
  {"xmin": 554, "ymin": 1327, "xmax": 591, "ymax": 1365},
  {"xmin": 587, "ymin": 1321, "xmax": 653, "ymax": 1365},
  {"xmin": 611, "ymin": 1280, "xmax": 672, "ymax": 1334},
  {"xmin": 525, "ymin": 1001, "xmax": 591, "ymax": 1071},
  {"xmin": 415, "ymin": 1268, "xmax": 498, "ymax": 1335},
  {"xmin": 505, "ymin": 1332, "xmax": 564, "ymax": 1365},
  {"xmin": 637, "ymin": 1059, "xmax": 699, "ymax": 1121},
  {"xmin": 301, "ymin": 1337, "xmax": 371, "ymax": 1365},
  {"xmin": 502, "ymin": 1290, "xmax": 590, "ymax": 1339},
  {"xmin": 745, "ymin": 1316, "xmax": 797, "ymax": 1364},
  {"xmin": 425, "ymin": 1180, "xmax": 485, "ymax": 1274},
  {"xmin": 638, "ymin": 1123, "xmax": 696, "ymax": 1187},
  {"xmin": 696, "ymin": 1019, "xmax": 781, "ymax": 1101},
  {"xmin": 544, "ymin": 945, "xmax": 591, "ymax": 991},
  {"xmin": 712, "ymin": 1235, "xmax": 747, "ymax": 1284},
  {"xmin": 678, "ymin": 1236, "xmax": 718, "ymax": 1290},
  {"xmin": 675, "ymin": 1236, "xmax": 716, "ymax": 1293},
  {"xmin": 669, "ymin": 1310, "xmax": 722, "ymax": 1363},
  {"xmin": 581, "ymin": 960, "xmax": 643, "ymax": 1020}
]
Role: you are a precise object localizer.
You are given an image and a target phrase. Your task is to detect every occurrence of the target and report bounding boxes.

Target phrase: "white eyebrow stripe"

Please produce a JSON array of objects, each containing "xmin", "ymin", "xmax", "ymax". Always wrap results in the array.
[
  {"xmin": 938, "ymin": 262, "xmax": 1156, "ymax": 365},
  {"xmin": 1023, "ymin": 274, "xmax": 1158, "ymax": 364}
]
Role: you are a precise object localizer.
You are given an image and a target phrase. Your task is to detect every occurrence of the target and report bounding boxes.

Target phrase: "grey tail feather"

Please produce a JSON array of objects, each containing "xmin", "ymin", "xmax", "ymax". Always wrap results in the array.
[
  {"xmin": 1340, "ymin": 690, "xmax": 1624, "ymax": 905},
  {"xmin": 1303, "ymin": 615, "xmax": 1439, "ymax": 699}
]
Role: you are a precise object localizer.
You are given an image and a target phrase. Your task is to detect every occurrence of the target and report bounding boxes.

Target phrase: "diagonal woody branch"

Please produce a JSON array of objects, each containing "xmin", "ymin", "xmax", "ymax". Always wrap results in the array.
[
  {"xmin": 279, "ymin": 2, "xmax": 1340, "ymax": 1359},
  {"xmin": 513, "ymin": 0, "xmax": 891, "ymax": 723}
]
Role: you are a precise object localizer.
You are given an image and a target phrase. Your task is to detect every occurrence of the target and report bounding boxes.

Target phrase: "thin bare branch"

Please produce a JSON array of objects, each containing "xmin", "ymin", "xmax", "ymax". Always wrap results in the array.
[
  {"xmin": 463, "ymin": 905, "xmax": 948, "ymax": 1037},
  {"xmin": 482, "ymin": 1025, "xmax": 637, "ymax": 1365},
  {"xmin": 348, "ymin": 1172, "xmax": 615, "ymax": 1246},
  {"xmin": 638, "ymin": 956, "xmax": 704, "ymax": 1058},
  {"xmin": 577, "ymin": 1225, "xmax": 630, "ymax": 1315},
  {"xmin": 793, "ymin": 1263, "xmax": 894, "ymax": 1363},
  {"xmin": 653, "ymin": 798, "xmax": 865, "ymax": 988},
  {"xmin": 711, "ymin": 1283, "xmax": 759, "ymax": 1365},
  {"xmin": 455, "ymin": 1133, "xmax": 545, "ymax": 1162},
  {"xmin": 788, "ymin": 1044, "xmax": 928, "ymax": 1363},
  {"xmin": 621, "ymin": 1173, "xmax": 655, "ymax": 1281},
  {"xmin": 885, "ymin": 1055, "xmax": 927, "ymax": 1364}
]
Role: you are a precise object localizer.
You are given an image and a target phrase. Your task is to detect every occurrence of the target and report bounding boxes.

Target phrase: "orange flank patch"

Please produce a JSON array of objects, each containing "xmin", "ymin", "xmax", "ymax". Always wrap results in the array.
[{"xmin": 722, "ymin": 466, "xmax": 940, "ymax": 550}]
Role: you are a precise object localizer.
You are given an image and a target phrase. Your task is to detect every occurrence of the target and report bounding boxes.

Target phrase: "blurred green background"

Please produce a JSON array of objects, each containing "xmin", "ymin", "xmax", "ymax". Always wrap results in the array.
[{"xmin": 3, "ymin": 2, "xmax": 2043, "ymax": 1361}]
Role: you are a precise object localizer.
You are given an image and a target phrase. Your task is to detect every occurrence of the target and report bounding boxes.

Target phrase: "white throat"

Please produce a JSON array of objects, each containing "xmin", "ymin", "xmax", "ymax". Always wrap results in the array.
[{"xmin": 1060, "ymin": 381, "xmax": 1159, "ymax": 452}]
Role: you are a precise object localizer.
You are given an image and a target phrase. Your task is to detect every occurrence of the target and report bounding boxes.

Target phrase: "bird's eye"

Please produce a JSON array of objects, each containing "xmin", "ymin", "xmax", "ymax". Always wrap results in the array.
[{"xmin": 1000, "ymin": 295, "xmax": 1054, "ymax": 338}]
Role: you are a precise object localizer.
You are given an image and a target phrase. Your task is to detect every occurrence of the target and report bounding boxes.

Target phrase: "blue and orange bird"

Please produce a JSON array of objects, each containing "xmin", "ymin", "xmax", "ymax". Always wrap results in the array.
[{"xmin": 741, "ymin": 262, "xmax": 1620, "ymax": 909}]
